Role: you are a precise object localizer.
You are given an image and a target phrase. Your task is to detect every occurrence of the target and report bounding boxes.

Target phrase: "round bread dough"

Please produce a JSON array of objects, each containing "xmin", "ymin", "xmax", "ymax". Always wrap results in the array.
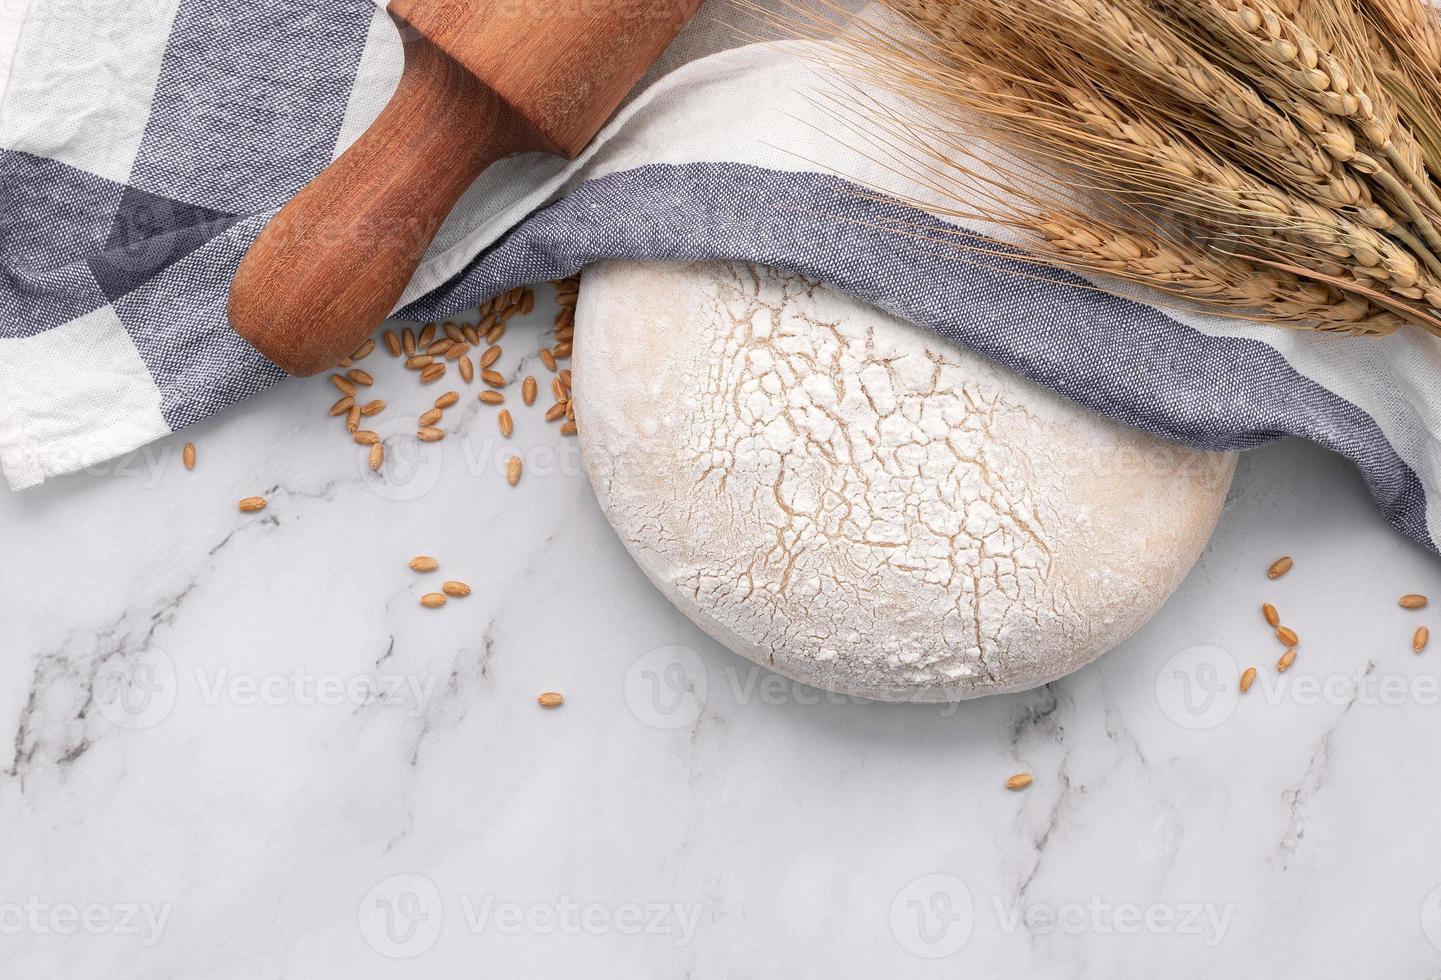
[{"xmin": 573, "ymin": 261, "xmax": 1235, "ymax": 701}]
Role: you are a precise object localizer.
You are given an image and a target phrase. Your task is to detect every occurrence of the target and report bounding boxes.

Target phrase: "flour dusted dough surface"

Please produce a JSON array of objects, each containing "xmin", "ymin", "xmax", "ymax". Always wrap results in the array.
[{"xmin": 573, "ymin": 261, "xmax": 1236, "ymax": 701}]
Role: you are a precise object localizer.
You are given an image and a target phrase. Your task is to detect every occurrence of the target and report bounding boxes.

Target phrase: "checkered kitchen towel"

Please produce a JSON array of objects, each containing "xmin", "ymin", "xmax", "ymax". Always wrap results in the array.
[{"xmin": 3, "ymin": 0, "xmax": 1441, "ymax": 550}]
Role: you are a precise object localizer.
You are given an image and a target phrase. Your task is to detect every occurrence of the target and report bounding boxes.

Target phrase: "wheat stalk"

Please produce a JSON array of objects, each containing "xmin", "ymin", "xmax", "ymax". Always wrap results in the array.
[{"xmin": 788, "ymin": 0, "xmax": 1441, "ymax": 336}]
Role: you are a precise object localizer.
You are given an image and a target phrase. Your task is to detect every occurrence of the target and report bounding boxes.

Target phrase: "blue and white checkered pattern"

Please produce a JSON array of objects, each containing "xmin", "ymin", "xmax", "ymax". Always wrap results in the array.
[{"xmin": 2, "ymin": 0, "xmax": 1440, "ymax": 551}]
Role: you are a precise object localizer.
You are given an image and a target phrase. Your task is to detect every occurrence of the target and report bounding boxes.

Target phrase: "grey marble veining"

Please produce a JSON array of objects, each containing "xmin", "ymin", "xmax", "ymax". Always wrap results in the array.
[{"xmin": 2, "ymin": 292, "xmax": 1439, "ymax": 978}]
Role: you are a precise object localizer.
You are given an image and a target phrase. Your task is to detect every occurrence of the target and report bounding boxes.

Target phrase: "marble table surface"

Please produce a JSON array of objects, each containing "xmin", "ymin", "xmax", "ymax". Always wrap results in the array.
[{"xmin": 3, "ymin": 289, "xmax": 1440, "ymax": 979}]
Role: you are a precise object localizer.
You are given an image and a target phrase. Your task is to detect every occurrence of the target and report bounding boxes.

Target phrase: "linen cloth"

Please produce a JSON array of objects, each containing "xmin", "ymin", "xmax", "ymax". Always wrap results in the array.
[{"xmin": 2, "ymin": 0, "xmax": 1440, "ymax": 551}]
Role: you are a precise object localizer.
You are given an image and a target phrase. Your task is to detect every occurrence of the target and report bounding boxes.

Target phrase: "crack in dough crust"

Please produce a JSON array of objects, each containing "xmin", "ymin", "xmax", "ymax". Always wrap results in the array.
[{"xmin": 574, "ymin": 261, "xmax": 1236, "ymax": 701}]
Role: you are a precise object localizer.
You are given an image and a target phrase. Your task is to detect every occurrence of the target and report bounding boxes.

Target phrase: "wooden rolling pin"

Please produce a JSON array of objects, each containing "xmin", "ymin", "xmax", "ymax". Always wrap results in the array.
[{"xmin": 229, "ymin": 0, "xmax": 701, "ymax": 376}]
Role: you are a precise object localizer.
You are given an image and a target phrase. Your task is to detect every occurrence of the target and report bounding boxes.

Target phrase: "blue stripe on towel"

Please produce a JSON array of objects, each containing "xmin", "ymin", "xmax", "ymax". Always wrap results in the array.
[{"xmin": 400, "ymin": 161, "xmax": 1434, "ymax": 550}]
